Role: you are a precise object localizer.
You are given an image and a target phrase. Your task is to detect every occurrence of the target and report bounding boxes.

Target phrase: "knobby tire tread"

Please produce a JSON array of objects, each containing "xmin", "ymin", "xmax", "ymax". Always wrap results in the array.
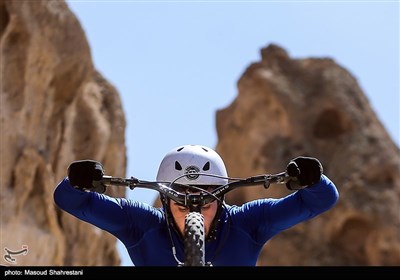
[{"xmin": 183, "ymin": 212, "xmax": 205, "ymax": 266}]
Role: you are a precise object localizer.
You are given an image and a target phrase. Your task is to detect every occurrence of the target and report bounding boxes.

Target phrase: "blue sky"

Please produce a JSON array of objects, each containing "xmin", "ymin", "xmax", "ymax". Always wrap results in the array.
[{"xmin": 66, "ymin": 0, "xmax": 399, "ymax": 266}]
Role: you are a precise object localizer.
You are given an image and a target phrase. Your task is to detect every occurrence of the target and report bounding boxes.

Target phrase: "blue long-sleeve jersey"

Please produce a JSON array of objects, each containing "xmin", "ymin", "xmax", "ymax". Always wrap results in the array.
[{"xmin": 53, "ymin": 175, "xmax": 338, "ymax": 266}]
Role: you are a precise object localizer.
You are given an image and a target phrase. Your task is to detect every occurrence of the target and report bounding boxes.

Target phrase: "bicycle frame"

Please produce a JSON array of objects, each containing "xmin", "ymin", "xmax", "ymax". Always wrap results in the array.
[{"xmin": 101, "ymin": 171, "xmax": 292, "ymax": 266}]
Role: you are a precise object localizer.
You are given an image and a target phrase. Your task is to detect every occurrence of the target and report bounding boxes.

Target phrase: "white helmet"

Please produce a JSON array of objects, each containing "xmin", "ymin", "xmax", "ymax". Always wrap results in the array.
[{"xmin": 156, "ymin": 145, "xmax": 228, "ymax": 186}]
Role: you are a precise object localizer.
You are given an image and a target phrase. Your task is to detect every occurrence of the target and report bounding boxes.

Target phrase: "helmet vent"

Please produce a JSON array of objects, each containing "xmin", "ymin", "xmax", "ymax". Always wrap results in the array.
[
  {"xmin": 202, "ymin": 162, "xmax": 210, "ymax": 171},
  {"xmin": 175, "ymin": 161, "xmax": 183, "ymax": 170}
]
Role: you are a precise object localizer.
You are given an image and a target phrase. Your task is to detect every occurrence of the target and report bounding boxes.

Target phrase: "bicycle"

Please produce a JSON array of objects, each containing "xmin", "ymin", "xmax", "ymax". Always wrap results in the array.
[{"xmin": 99, "ymin": 165, "xmax": 299, "ymax": 266}]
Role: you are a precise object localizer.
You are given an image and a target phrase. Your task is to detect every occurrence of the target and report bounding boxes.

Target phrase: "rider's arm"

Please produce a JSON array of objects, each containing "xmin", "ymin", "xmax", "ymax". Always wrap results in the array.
[
  {"xmin": 225, "ymin": 174, "xmax": 338, "ymax": 243},
  {"xmin": 53, "ymin": 177, "xmax": 130, "ymax": 232},
  {"xmin": 54, "ymin": 177, "xmax": 164, "ymax": 247},
  {"xmin": 267, "ymin": 174, "xmax": 339, "ymax": 232}
]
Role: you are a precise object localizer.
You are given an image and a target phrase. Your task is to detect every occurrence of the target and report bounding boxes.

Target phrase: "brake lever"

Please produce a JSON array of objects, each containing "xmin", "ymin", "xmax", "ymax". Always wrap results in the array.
[{"xmin": 263, "ymin": 172, "xmax": 291, "ymax": 189}]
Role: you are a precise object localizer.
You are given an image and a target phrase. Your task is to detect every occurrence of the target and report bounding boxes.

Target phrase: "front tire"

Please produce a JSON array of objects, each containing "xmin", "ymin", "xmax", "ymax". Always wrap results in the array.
[{"xmin": 183, "ymin": 212, "xmax": 205, "ymax": 266}]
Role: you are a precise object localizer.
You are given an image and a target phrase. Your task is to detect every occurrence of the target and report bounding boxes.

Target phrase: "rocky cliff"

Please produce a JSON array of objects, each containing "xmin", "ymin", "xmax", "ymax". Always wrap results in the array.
[
  {"xmin": 1, "ymin": 0, "xmax": 126, "ymax": 266},
  {"xmin": 216, "ymin": 45, "xmax": 400, "ymax": 265}
]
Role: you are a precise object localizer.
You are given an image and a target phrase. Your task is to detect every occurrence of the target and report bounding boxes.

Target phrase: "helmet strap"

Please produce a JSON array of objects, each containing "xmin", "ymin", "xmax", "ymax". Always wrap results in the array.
[
  {"xmin": 206, "ymin": 195, "xmax": 224, "ymax": 241},
  {"xmin": 160, "ymin": 195, "xmax": 184, "ymax": 266}
]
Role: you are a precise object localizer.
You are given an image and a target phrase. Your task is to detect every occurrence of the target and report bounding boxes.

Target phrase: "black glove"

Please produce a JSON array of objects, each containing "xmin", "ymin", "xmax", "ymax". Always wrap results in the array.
[
  {"xmin": 67, "ymin": 160, "xmax": 106, "ymax": 193},
  {"xmin": 286, "ymin": 156, "xmax": 323, "ymax": 190}
]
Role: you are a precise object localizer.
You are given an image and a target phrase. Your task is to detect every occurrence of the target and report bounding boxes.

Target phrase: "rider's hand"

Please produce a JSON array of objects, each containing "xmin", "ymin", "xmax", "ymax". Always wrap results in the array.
[
  {"xmin": 67, "ymin": 160, "xmax": 106, "ymax": 193},
  {"xmin": 285, "ymin": 156, "xmax": 323, "ymax": 190}
]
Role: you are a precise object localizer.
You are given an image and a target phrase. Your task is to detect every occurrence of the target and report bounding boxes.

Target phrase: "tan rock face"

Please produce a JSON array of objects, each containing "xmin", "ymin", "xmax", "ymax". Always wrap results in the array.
[
  {"xmin": 216, "ymin": 44, "xmax": 400, "ymax": 265},
  {"xmin": 1, "ymin": 0, "xmax": 126, "ymax": 266}
]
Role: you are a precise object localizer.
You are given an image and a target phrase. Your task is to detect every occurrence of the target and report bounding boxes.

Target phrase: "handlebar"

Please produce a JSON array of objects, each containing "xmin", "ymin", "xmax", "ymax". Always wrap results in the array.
[{"xmin": 100, "ymin": 171, "xmax": 293, "ymax": 211}]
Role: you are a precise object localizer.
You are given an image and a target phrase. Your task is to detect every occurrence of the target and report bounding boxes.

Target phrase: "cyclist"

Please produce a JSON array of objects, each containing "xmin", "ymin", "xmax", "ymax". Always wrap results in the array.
[{"xmin": 53, "ymin": 144, "xmax": 339, "ymax": 266}]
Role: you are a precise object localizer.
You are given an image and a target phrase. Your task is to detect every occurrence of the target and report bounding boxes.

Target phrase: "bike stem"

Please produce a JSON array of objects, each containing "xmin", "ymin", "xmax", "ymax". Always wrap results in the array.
[{"xmin": 184, "ymin": 193, "xmax": 208, "ymax": 212}]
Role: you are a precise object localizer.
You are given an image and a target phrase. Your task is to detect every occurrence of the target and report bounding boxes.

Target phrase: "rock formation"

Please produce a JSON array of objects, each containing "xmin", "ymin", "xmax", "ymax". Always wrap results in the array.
[
  {"xmin": 216, "ymin": 44, "xmax": 400, "ymax": 265},
  {"xmin": 1, "ymin": 0, "xmax": 125, "ymax": 266}
]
